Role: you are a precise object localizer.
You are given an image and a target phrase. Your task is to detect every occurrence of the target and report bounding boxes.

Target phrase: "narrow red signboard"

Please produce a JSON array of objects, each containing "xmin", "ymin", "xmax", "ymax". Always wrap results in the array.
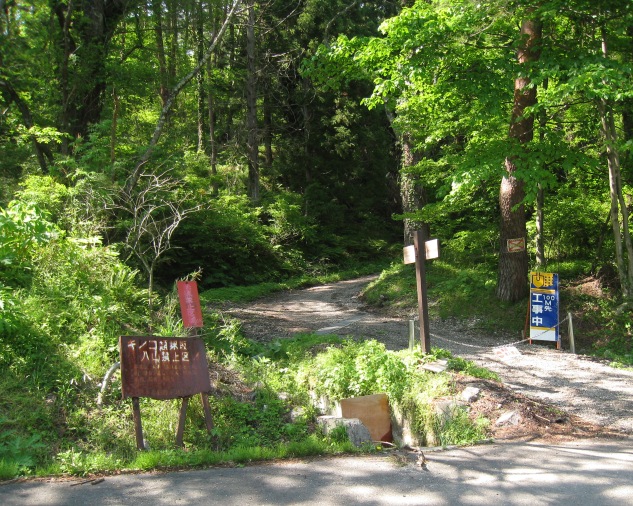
[{"xmin": 177, "ymin": 280, "xmax": 204, "ymax": 328}]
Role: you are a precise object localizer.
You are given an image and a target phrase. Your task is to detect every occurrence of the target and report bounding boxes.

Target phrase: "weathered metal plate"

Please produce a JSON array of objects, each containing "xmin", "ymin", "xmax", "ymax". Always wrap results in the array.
[
  {"xmin": 507, "ymin": 237, "xmax": 525, "ymax": 253},
  {"xmin": 403, "ymin": 239, "xmax": 440, "ymax": 265},
  {"xmin": 340, "ymin": 393, "xmax": 392, "ymax": 443},
  {"xmin": 425, "ymin": 238, "xmax": 440, "ymax": 260},
  {"xmin": 119, "ymin": 336, "xmax": 211, "ymax": 400},
  {"xmin": 403, "ymin": 245, "xmax": 416, "ymax": 265},
  {"xmin": 177, "ymin": 281, "xmax": 204, "ymax": 328}
]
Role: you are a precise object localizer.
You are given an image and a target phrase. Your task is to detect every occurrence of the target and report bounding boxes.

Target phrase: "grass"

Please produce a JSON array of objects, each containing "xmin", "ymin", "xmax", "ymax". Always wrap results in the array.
[
  {"xmin": 362, "ymin": 260, "xmax": 526, "ymax": 334},
  {"xmin": 362, "ymin": 254, "xmax": 631, "ymax": 364},
  {"xmin": 46, "ymin": 436, "xmax": 360, "ymax": 477}
]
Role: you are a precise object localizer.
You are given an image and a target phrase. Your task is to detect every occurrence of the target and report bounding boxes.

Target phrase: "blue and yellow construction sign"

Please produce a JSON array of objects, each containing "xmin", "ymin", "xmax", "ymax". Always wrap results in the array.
[{"xmin": 529, "ymin": 272, "xmax": 559, "ymax": 344}]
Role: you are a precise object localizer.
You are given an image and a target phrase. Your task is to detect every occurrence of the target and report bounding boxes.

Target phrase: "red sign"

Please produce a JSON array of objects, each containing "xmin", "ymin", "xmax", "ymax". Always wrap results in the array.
[
  {"xmin": 119, "ymin": 336, "xmax": 211, "ymax": 400},
  {"xmin": 177, "ymin": 281, "xmax": 203, "ymax": 328}
]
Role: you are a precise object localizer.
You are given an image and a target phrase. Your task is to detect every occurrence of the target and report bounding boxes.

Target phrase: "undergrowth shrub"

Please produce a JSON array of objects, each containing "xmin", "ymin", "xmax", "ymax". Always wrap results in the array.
[
  {"xmin": 0, "ymin": 417, "xmax": 47, "ymax": 477},
  {"xmin": 286, "ymin": 338, "xmax": 490, "ymax": 446},
  {"xmin": 297, "ymin": 340, "xmax": 408, "ymax": 402},
  {"xmin": 25, "ymin": 239, "xmax": 148, "ymax": 371}
]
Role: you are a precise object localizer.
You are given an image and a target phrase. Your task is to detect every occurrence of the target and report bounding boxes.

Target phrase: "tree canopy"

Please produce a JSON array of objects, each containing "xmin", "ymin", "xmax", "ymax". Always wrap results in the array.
[{"xmin": 1, "ymin": 0, "xmax": 632, "ymax": 295}]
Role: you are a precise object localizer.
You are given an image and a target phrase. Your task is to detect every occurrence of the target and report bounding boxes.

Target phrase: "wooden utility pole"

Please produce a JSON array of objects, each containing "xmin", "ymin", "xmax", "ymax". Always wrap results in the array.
[{"xmin": 413, "ymin": 230, "xmax": 431, "ymax": 353}]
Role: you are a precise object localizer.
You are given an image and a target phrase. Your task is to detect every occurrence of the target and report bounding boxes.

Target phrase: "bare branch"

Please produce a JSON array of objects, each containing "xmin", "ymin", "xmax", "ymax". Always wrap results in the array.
[{"xmin": 115, "ymin": 171, "xmax": 203, "ymax": 305}]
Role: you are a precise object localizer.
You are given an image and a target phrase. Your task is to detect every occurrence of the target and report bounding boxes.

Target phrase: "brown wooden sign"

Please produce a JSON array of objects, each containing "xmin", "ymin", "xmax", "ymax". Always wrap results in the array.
[
  {"xmin": 119, "ymin": 336, "xmax": 211, "ymax": 400},
  {"xmin": 403, "ymin": 231, "xmax": 438, "ymax": 354}
]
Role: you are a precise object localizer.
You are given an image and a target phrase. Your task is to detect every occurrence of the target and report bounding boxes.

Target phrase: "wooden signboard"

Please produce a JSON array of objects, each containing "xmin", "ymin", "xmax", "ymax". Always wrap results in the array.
[
  {"xmin": 177, "ymin": 281, "xmax": 204, "ymax": 328},
  {"xmin": 120, "ymin": 336, "xmax": 210, "ymax": 399},
  {"xmin": 119, "ymin": 336, "xmax": 212, "ymax": 448},
  {"xmin": 340, "ymin": 393, "xmax": 392, "ymax": 443},
  {"xmin": 403, "ymin": 238, "xmax": 440, "ymax": 265}
]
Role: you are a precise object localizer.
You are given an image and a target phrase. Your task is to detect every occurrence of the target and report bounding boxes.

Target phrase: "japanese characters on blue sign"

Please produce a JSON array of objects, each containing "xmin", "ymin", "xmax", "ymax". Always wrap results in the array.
[{"xmin": 529, "ymin": 272, "xmax": 559, "ymax": 343}]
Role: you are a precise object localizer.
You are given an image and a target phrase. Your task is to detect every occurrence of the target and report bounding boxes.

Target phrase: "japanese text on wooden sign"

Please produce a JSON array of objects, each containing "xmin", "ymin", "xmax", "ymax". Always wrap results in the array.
[
  {"xmin": 529, "ymin": 272, "xmax": 559, "ymax": 343},
  {"xmin": 177, "ymin": 281, "xmax": 203, "ymax": 328},
  {"xmin": 119, "ymin": 336, "xmax": 211, "ymax": 400}
]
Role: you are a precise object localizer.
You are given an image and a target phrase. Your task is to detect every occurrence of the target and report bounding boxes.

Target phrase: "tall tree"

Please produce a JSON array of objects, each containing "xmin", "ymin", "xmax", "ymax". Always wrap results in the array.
[
  {"xmin": 497, "ymin": 16, "xmax": 542, "ymax": 302},
  {"xmin": 53, "ymin": 0, "xmax": 134, "ymax": 144},
  {"xmin": 126, "ymin": 0, "xmax": 243, "ymax": 193},
  {"xmin": 245, "ymin": 0, "xmax": 259, "ymax": 202},
  {"xmin": 598, "ymin": 26, "xmax": 633, "ymax": 298}
]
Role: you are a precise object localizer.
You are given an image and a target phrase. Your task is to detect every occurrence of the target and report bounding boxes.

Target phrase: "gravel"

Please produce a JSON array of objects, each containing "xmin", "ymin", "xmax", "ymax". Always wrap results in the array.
[{"xmin": 222, "ymin": 276, "xmax": 633, "ymax": 435}]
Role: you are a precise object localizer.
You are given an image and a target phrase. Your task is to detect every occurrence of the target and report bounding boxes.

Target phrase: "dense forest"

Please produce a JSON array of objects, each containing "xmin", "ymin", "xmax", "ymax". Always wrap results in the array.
[{"xmin": 1, "ymin": 0, "xmax": 632, "ymax": 475}]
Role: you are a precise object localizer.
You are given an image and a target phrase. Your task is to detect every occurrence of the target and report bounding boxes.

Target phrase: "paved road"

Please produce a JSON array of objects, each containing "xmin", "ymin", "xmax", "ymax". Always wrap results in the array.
[{"xmin": 2, "ymin": 439, "xmax": 632, "ymax": 505}]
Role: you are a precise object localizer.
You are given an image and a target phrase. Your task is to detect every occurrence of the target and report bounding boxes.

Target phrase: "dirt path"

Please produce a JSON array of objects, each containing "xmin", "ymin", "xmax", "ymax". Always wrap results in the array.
[{"xmin": 223, "ymin": 276, "xmax": 633, "ymax": 436}]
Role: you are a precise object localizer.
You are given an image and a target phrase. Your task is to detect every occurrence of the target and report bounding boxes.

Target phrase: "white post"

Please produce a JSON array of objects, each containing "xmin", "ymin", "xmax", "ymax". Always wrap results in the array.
[
  {"xmin": 409, "ymin": 320, "xmax": 415, "ymax": 351},
  {"xmin": 568, "ymin": 312, "xmax": 575, "ymax": 354}
]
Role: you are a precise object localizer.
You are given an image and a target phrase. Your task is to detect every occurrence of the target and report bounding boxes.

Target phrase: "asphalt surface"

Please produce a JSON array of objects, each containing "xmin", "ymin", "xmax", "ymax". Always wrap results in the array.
[{"xmin": 2, "ymin": 439, "xmax": 632, "ymax": 505}]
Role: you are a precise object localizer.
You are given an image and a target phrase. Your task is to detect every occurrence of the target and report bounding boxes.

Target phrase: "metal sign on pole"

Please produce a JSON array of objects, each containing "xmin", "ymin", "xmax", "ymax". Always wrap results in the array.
[
  {"xmin": 177, "ymin": 280, "xmax": 204, "ymax": 329},
  {"xmin": 529, "ymin": 272, "xmax": 560, "ymax": 349},
  {"xmin": 403, "ymin": 231, "xmax": 439, "ymax": 354}
]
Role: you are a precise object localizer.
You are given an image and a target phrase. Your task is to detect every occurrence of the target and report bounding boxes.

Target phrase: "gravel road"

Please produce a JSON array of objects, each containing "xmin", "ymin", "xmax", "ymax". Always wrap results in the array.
[{"xmin": 224, "ymin": 276, "xmax": 633, "ymax": 435}]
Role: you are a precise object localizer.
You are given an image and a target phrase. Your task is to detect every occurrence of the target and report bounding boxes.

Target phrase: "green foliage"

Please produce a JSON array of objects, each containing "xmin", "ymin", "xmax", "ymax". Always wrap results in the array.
[
  {"xmin": 202, "ymin": 311, "xmax": 265, "ymax": 358},
  {"xmin": 25, "ymin": 239, "xmax": 148, "ymax": 366},
  {"xmin": 210, "ymin": 390, "xmax": 304, "ymax": 450},
  {"xmin": 363, "ymin": 259, "xmax": 525, "ymax": 334},
  {"xmin": 168, "ymin": 195, "xmax": 285, "ymax": 287},
  {"xmin": 14, "ymin": 176, "xmax": 72, "ymax": 224},
  {"xmin": 201, "ymin": 260, "xmax": 393, "ymax": 304},
  {"xmin": 433, "ymin": 409, "xmax": 490, "ymax": 447},
  {"xmin": 297, "ymin": 340, "xmax": 408, "ymax": 402},
  {"xmin": 0, "ymin": 200, "xmax": 58, "ymax": 282},
  {"xmin": 263, "ymin": 191, "xmax": 317, "ymax": 247},
  {"xmin": 0, "ymin": 420, "xmax": 46, "ymax": 474},
  {"xmin": 261, "ymin": 333, "xmax": 344, "ymax": 361},
  {"xmin": 447, "ymin": 357, "xmax": 500, "ymax": 381}
]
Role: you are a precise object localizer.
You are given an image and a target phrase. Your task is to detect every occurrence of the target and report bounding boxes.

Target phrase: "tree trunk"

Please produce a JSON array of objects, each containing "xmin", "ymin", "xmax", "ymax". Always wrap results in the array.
[
  {"xmin": 152, "ymin": 0, "xmax": 170, "ymax": 107},
  {"xmin": 263, "ymin": 85, "xmax": 274, "ymax": 171},
  {"xmin": 110, "ymin": 85, "xmax": 119, "ymax": 168},
  {"xmin": 535, "ymin": 78, "xmax": 549, "ymax": 267},
  {"xmin": 208, "ymin": 56, "xmax": 219, "ymax": 196},
  {"xmin": 126, "ymin": 0, "xmax": 242, "ymax": 194},
  {"xmin": 195, "ymin": 0, "xmax": 206, "ymax": 153},
  {"xmin": 622, "ymin": 25, "xmax": 633, "ymax": 184},
  {"xmin": 599, "ymin": 28, "xmax": 633, "ymax": 298},
  {"xmin": 301, "ymin": 78, "xmax": 312, "ymax": 216},
  {"xmin": 246, "ymin": 0, "xmax": 260, "ymax": 203},
  {"xmin": 0, "ymin": 80, "xmax": 53, "ymax": 173},
  {"xmin": 54, "ymin": 0, "xmax": 131, "ymax": 143},
  {"xmin": 497, "ymin": 17, "xmax": 542, "ymax": 302},
  {"xmin": 401, "ymin": 135, "xmax": 429, "ymax": 246},
  {"xmin": 535, "ymin": 184, "xmax": 545, "ymax": 266}
]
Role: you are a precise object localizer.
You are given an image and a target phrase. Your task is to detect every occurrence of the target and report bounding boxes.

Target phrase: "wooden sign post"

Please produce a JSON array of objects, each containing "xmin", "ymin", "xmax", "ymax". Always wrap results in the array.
[
  {"xmin": 403, "ymin": 230, "xmax": 439, "ymax": 354},
  {"xmin": 119, "ymin": 336, "xmax": 213, "ymax": 449}
]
